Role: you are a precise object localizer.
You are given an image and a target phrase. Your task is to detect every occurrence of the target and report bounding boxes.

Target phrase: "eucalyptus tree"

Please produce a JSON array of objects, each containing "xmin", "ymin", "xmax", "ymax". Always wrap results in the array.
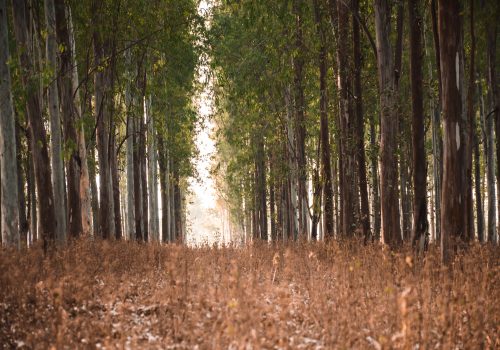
[
  {"xmin": 438, "ymin": 0, "xmax": 465, "ymax": 263},
  {"xmin": 45, "ymin": 0, "xmax": 67, "ymax": 242},
  {"xmin": 0, "ymin": 0, "xmax": 20, "ymax": 248},
  {"xmin": 374, "ymin": 0, "xmax": 401, "ymax": 247},
  {"xmin": 12, "ymin": 0, "xmax": 57, "ymax": 245}
]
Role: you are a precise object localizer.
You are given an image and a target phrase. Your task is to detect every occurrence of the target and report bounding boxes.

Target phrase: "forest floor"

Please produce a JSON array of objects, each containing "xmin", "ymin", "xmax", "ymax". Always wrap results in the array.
[{"xmin": 0, "ymin": 239, "xmax": 499, "ymax": 349}]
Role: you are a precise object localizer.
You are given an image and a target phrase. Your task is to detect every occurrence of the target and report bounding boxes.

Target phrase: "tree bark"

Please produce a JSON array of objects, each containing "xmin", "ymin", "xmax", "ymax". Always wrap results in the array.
[
  {"xmin": 92, "ymin": 5, "xmax": 113, "ymax": 239},
  {"xmin": 431, "ymin": 0, "xmax": 443, "ymax": 243},
  {"xmin": 352, "ymin": 0, "xmax": 370, "ymax": 241},
  {"xmin": 12, "ymin": 0, "xmax": 56, "ymax": 246},
  {"xmin": 313, "ymin": 0, "xmax": 334, "ymax": 239},
  {"xmin": 374, "ymin": 0, "xmax": 401, "ymax": 247},
  {"xmin": 133, "ymin": 111, "xmax": 143, "ymax": 241},
  {"xmin": 292, "ymin": 0, "xmax": 308, "ymax": 238},
  {"xmin": 487, "ymin": 8, "xmax": 499, "ymax": 244},
  {"xmin": 337, "ymin": 0, "xmax": 356, "ymax": 237},
  {"xmin": 45, "ymin": 0, "xmax": 67, "ymax": 243},
  {"xmin": 0, "ymin": 0, "xmax": 20, "ymax": 248},
  {"xmin": 464, "ymin": 0, "xmax": 476, "ymax": 242},
  {"xmin": 438, "ymin": 0, "xmax": 465, "ymax": 263},
  {"xmin": 16, "ymin": 124, "xmax": 28, "ymax": 245},
  {"xmin": 409, "ymin": 0, "xmax": 427, "ymax": 250}
]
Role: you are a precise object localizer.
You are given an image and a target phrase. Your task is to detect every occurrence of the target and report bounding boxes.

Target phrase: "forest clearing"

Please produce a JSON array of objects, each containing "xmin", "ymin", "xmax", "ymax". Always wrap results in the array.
[{"xmin": 1, "ymin": 240, "xmax": 499, "ymax": 348}]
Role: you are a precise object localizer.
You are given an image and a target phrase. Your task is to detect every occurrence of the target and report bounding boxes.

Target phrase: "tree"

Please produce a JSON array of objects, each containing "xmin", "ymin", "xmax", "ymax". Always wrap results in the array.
[
  {"xmin": 12, "ymin": 0, "xmax": 56, "ymax": 246},
  {"xmin": 45, "ymin": 0, "xmax": 67, "ymax": 242},
  {"xmin": 438, "ymin": 0, "xmax": 465, "ymax": 263},
  {"xmin": 408, "ymin": 0, "xmax": 427, "ymax": 250},
  {"xmin": 313, "ymin": 0, "xmax": 334, "ymax": 239},
  {"xmin": 0, "ymin": 0, "xmax": 20, "ymax": 248},
  {"xmin": 55, "ymin": 0, "xmax": 83, "ymax": 238},
  {"xmin": 352, "ymin": 0, "xmax": 370, "ymax": 241},
  {"xmin": 374, "ymin": 0, "xmax": 401, "ymax": 247}
]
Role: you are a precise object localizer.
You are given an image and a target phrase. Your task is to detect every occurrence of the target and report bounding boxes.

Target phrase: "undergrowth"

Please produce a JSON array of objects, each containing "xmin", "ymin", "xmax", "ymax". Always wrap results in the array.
[{"xmin": 0, "ymin": 239, "xmax": 499, "ymax": 349}]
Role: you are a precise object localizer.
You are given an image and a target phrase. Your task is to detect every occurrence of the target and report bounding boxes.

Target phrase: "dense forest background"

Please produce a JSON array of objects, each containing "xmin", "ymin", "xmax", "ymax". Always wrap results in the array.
[{"xmin": 3, "ymin": 0, "xmax": 497, "ymax": 262}]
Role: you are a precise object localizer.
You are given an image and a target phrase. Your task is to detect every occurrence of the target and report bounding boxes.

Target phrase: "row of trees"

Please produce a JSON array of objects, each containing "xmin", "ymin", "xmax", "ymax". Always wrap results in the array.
[
  {"xmin": 0, "ymin": 0, "xmax": 201, "ymax": 248},
  {"xmin": 210, "ymin": 0, "xmax": 499, "ymax": 262}
]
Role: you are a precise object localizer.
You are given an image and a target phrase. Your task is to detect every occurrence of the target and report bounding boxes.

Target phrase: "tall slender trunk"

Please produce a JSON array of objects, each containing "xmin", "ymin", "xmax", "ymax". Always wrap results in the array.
[
  {"xmin": 140, "ymin": 99, "xmax": 148, "ymax": 241},
  {"xmin": 88, "ymin": 146, "xmax": 99, "ymax": 237},
  {"xmin": 158, "ymin": 136, "xmax": 169, "ymax": 242},
  {"xmin": 173, "ymin": 165, "xmax": 182, "ymax": 242},
  {"xmin": 133, "ymin": 111, "xmax": 143, "ymax": 241},
  {"xmin": 337, "ymin": 0, "xmax": 356, "ymax": 237},
  {"xmin": 292, "ymin": 0, "xmax": 308, "ymax": 238},
  {"xmin": 255, "ymin": 136, "xmax": 267, "ymax": 240},
  {"xmin": 285, "ymin": 86, "xmax": 298, "ymax": 239},
  {"xmin": 352, "ymin": 0, "xmax": 370, "ymax": 240},
  {"xmin": 0, "ymin": 0, "xmax": 20, "ymax": 247},
  {"xmin": 374, "ymin": 0, "xmax": 401, "ymax": 247},
  {"xmin": 313, "ymin": 0, "xmax": 333, "ymax": 239},
  {"xmin": 431, "ymin": 0, "xmax": 443, "ymax": 243},
  {"xmin": 476, "ymin": 83, "xmax": 484, "ymax": 243},
  {"xmin": 16, "ymin": 124, "xmax": 28, "ymax": 245},
  {"xmin": 147, "ymin": 98, "xmax": 159, "ymax": 241},
  {"xmin": 66, "ymin": 6, "xmax": 91, "ymax": 236},
  {"xmin": 45, "ymin": 0, "xmax": 67, "ymax": 243},
  {"xmin": 409, "ymin": 0, "xmax": 427, "ymax": 249},
  {"xmin": 125, "ymin": 65, "xmax": 135, "ymax": 240},
  {"xmin": 370, "ymin": 113, "xmax": 380, "ymax": 240},
  {"xmin": 55, "ymin": 0, "xmax": 82, "ymax": 238},
  {"xmin": 92, "ymin": 8, "xmax": 112, "ymax": 239},
  {"xmin": 27, "ymin": 145, "xmax": 37, "ymax": 243},
  {"xmin": 487, "ymin": 11, "xmax": 499, "ymax": 244},
  {"xmin": 12, "ymin": 0, "xmax": 56, "ymax": 245},
  {"xmin": 438, "ymin": 0, "xmax": 465, "ymax": 263},
  {"xmin": 464, "ymin": 0, "xmax": 476, "ymax": 242},
  {"xmin": 111, "ymin": 129, "xmax": 121, "ymax": 239}
]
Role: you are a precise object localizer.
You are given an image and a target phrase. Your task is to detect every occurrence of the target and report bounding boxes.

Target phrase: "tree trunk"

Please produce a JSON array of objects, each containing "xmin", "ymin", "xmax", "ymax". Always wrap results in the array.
[
  {"xmin": 55, "ymin": 0, "xmax": 83, "ymax": 238},
  {"xmin": 476, "ymin": 83, "xmax": 484, "ymax": 243},
  {"xmin": 88, "ymin": 146, "xmax": 99, "ymax": 237},
  {"xmin": 16, "ymin": 124, "xmax": 28, "ymax": 245},
  {"xmin": 0, "ymin": 0, "xmax": 20, "ymax": 248},
  {"xmin": 487, "ymin": 10, "xmax": 499, "ymax": 244},
  {"xmin": 292, "ymin": 0, "xmax": 308, "ymax": 238},
  {"xmin": 140, "ymin": 101, "xmax": 148, "ymax": 242},
  {"xmin": 133, "ymin": 112, "xmax": 143, "ymax": 241},
  {"xmin": 125, "ymin": 67, "xmax": 135, "ymax": 240},
  {"xmin": 45, "ymin": 0, "xmax": 67, "ymax": 243},
  {"xmin": 352, "ymin": 0, "xmax": 370, "ymax": 241},
  {"xmin": 285, "ymin": 86, "xmax": 298, "ymax": 240},
  {"xmin": 370, "ymin": 112, "xmax": 380, "ymax": 240},
  {"xmin": 374, "ymin": 0, "xmax": 401, "ymax": 247},
  {"xmin": 110, "ymin": 129, "xmax": 121, "ymax": 239},
  {"xmin": 147, "ymin": 98, "xmax": 159, "ymax": 241},
  {"xmin": 438, "ymin": 0, "xmax": 465, "ymax": 263},
  {"xmin": 12, "ymin": 0, "xmax": 56, "ymax": 246},
  {"xmin": 27, "ymin": 146, "xmax": 37, "ymax": 243},
  {"xmin": 464, "ymin": 0, "xmax": 476, "ymax": 242},
  {"xmin": 336, "ymin": 0, "xmax": 356, "ymax": 237},
  {"xmin": 409, "ymin": 0, "xmax": 427, "ymax": 250},
  {"xmin": 173, "ymin": 165, "xmax": 182, "ymax": 242},
  {"xmin": 66, "ymin": 5, "xmax": 91, "ymax": 236},
  {"xmin": 158, "ymin": 137, "xmax": 170, "ymax": 242},
  {"xmin": 431, "ymin": 0, "xmax": 443, "ymax": 243},
  {"xmin": 313, "ymin": 0, "xmax": 333, "ymax": 239},
  {"xmin": 92, "ymin": 9, "xmax": 113, "ymax": 239}
]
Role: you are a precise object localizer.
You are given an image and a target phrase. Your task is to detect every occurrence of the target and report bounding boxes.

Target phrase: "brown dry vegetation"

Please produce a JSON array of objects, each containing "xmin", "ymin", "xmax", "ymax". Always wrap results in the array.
[{"xmin": 0, "ymin": 240, "xmax": 499, "ymax": 349}]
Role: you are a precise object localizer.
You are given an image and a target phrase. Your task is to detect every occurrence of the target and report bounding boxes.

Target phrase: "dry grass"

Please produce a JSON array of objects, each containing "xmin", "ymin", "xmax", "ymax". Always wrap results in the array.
[{"xmin": 0, "ymin": 239, "xmax": 499, "ymax": 349}]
